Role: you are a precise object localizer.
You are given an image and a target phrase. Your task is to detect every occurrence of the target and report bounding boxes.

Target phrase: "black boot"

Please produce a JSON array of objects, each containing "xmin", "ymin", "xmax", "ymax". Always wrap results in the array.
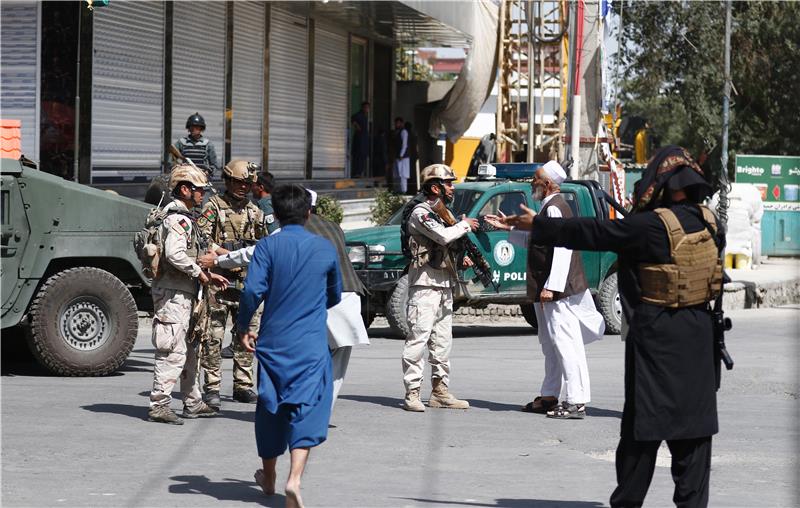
[{"xmin": 233, "ymin": 388, "xmax": 257, "ymax": 403}]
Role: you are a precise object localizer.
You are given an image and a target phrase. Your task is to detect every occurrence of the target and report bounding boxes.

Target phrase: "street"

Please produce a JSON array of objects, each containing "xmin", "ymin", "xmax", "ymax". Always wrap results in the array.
[{"xmin": 2, "ymin": 306, "xmax": 798, "ymax": 508}]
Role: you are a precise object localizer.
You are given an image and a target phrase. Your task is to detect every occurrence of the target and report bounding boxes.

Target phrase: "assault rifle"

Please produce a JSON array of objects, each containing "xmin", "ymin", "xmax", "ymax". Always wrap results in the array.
[
  {"xmin": 713, "ymin": 272, "xmax": 734, "ymax": 389},
  {"xmin": 430, "ymin": 198, "xmax": 499, "ymax": 293},
  {"xmin": 168, "ymin": 144, "xmax": 201, "ymax": 172}
]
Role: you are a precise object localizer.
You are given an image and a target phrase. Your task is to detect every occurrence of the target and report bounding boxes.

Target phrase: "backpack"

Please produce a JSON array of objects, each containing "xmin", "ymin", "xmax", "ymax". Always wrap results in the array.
[
  {"xmin": 400, "ymin": 195, "xmax": 426, "ymax": 259},
  {"xmin": 133, "ymin": 207, "xmax": 181, "ymax": 279}
]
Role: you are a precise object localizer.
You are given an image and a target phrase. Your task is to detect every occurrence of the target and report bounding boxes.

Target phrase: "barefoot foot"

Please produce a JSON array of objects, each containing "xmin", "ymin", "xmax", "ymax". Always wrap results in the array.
[
  {"xmin": 285, "ymin": 481, "xmax": 304, "ymax": 508},
  {"xmin": 254, "ymin": 469, "xmax": 276, "ymax": 496}
]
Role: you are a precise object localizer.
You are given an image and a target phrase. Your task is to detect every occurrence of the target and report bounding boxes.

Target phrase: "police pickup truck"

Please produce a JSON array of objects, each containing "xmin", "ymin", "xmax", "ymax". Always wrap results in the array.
[{"xmin": 345, "ymin": 163, "xmax": 623, "ymax": 337}]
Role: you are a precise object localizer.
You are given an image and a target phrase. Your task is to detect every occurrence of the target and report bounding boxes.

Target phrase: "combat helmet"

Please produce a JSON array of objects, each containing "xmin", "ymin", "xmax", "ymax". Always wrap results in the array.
[
  {"xmin": 421, "ymin": 164, "xmax": 457, "ymax": 185},
  {"xmin": 185, "ymin": 112, "xmax": 206, "ymax": 130},
  {"xmin": 169, "ymin": 163, "xmax": 209, "ymax": 191},
  {"xmin": 223, "ymin": 160, "xmax": 258, "ymax": 182}
]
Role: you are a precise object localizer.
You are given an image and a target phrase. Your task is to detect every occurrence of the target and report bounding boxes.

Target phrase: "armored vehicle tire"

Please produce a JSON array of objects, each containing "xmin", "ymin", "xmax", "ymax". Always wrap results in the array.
[
  {"xmin": 27, "ymin": 267, "xmax": 138, "ymax": 376},
  {"xmin": 385, "ymin": 275, "xmax": 410, "ymax": 339},
  {"xmin": 598, "ymin": 272, "xmax": 622, "ymax": 335},
  {"xmin": 519, "ymin": 304, "xmax": 539, "ymax": 332}
]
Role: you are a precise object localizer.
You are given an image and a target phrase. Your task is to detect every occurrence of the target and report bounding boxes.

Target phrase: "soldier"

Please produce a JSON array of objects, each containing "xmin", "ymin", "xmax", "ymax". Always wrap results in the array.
[
  {"xmin": 198, "ymin": 160, "xmax": 266, "ymax": 408},
  {"xmin": 148, "ymin": 164, "xmax": 227, "ymax": 425},
  {"xmin": 252, "ymin": 171, "xmax": 280, "ymax": 234},
  {"xmin": 175, "ymin": 113, "xmax": 219, "ymax": 177},
  {"xmin": 401, "ymin": 164, "xmax": 478, "ymax": 412}
]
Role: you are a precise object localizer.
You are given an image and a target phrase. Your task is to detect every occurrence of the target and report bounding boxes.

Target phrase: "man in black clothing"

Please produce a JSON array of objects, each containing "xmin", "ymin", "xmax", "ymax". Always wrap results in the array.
[{"xmin": 501, "ymin": 146, "xmax": 724, "ymax": 508}]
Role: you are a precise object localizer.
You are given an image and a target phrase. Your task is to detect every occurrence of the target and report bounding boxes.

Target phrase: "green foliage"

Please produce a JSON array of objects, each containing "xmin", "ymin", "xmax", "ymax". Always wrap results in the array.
[
  {"xmin": 369, "ymin": 190, "xmax": 407, "ymax": 225},
  {"xmin": 614, "ymin": 1, "xmax": 800, "ymax": 175},
  {"xmin": 315, "ymin": 195, "xmax": 344, "ymax": 224}
]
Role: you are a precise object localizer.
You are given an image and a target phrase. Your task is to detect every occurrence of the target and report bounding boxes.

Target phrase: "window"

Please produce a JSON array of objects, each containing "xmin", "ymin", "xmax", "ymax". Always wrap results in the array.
[{"xmin": 478, "ymin": 192, "xmax": 527, "ymax": 217}]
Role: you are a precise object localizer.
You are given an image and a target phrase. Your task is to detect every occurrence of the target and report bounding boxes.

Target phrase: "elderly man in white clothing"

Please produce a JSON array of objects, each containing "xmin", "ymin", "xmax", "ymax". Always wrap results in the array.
[{"xmin": 487, "ymin": 160, "xmax": 604, "ymax": 419}]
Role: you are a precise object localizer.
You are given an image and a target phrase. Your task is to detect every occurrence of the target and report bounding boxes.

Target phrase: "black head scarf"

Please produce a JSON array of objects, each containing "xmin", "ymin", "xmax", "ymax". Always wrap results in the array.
[{"xmin": 632, "ymin": 145, "xmax": 711, "ymax": 213}]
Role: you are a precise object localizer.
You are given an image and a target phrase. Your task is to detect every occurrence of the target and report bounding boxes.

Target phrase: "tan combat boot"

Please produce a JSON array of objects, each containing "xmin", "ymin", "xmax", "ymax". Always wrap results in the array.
[
  {"xmin": 428, "ymin": 379, "xmax": 469, "ymax": 409},
  {"xmin": 401, "ymin": 388, "xmax": 426, "ymax": 412}
]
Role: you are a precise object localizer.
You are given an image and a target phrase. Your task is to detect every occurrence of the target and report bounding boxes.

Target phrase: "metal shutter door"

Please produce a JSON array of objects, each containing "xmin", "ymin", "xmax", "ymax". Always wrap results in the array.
[
  {"xmin": 231, "ymin": 1, "xmax": 265, "ymax": 164},
  {"xmin": 171, "ymin": 2, "xmax": 226, "ymax": 172},
  {"xmin": 91, "ymin": 1, "xmax": 163, "ymax": 179},
  {"xmin": 312, "ymin": 25, "xmax": 348, "ymax": 178},
  {"xmin": 268, "ymin": 8, "xmax": 307, "ymax": 178},
  {"xmin": 0, "ymin": 2, "xmax": 40, "ymax": 160}
]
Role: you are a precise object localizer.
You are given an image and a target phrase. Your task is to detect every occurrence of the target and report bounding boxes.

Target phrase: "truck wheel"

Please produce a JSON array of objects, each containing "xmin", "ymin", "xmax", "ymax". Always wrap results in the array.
[
  {"xmin": 519, "ymin": 304, "xmax": 538, "ymax": 332},
  {"xmin": 385, "ymin": 275, "xmax": 410, "ymax": 339},
  {"xmin": 598, "ymin": 272, "xmax": 622, "ymax": 335},
  {"xmin": 27, "ymin": 267, "xmax": 138, "ymax": 376}
]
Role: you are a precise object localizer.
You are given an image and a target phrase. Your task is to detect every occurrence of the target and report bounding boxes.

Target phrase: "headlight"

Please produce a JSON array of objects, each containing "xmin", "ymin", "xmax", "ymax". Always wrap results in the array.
[
  {"xmin": 348, "ymin": 245, "xmax": 366, "ymax": 264},
  {"xmin": 368, "ymin": 244, "xmax": 385, "ymax": 263}
]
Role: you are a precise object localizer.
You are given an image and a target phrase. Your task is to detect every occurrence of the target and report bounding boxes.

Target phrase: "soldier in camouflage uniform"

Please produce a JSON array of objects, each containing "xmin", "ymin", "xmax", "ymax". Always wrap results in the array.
[
  {"xmin": 198, "ymin": 160, "xmax": 266, "ymax": 407},
  {"xmin": 148, "ymin": 164, "xmax": 227, "ymax": 425}
]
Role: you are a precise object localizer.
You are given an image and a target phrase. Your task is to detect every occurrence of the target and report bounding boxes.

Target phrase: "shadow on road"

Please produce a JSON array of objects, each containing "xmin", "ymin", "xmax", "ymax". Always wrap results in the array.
[
  {"xmin": 368, "ymin": 324, "xmax": 534, "ymax": 341},
  {"xmin": 82, "ymin": 403, "xmax": 150, "ymax": 421},
  {"xmin": 395, "ymin": 497, "xmax": 604, "ymax": 507},
  {"xmin": 339, "ymin": 394, "xmax": 402, "ymax": 409},
  {"xmin": 169, "ymin": 475, "xmax": 284, "ymax": 507}
]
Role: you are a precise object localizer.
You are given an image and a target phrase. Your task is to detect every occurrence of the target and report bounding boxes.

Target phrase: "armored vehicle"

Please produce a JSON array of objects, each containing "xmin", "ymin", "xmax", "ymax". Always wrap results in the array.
[
  {"xmin": 345, "ymin": 169, "xmax": 622, "ymax": 337},
  {"xmin": 1, "ymin": 158, "xmax": 151, "ymax": 375}
]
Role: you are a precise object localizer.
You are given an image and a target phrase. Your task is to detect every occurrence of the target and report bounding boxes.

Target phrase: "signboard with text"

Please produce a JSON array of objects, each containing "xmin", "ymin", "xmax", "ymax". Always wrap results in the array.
[{"xmin": 735, "ymin": 154, "xmax": 800, "ymax": 207}]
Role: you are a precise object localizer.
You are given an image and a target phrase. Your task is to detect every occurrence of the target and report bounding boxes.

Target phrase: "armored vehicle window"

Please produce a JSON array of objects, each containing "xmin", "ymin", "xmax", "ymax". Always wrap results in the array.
[
  {"xmin": 477, "ymin": 192, "xmax": 527, "ymax": 217},
  {"xmin": 558, "ymin": 191, "xmax": 579, "ymax": 216}
]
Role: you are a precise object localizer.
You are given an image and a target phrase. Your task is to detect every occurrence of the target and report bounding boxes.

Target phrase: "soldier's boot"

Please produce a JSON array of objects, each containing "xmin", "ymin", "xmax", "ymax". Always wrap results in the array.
[
  {"xmin": 182, "ymin": 401, "xmax": 219, "ymax": 419},
  {"xmin": 233, "ymin": 388, "xmax": 258, "ymax": 404},
  {"xmin": 148, "ymin": 405, "xmax": 184, "ymax": 425},
  {"xmin": 428, "ymin": 379, "xmax": 469, "ymax": 409},
  {"xmin": 221, "ymin": 344, "xmax": 234, "ymax": 359},
  {"xmin": 401, "ymin": 388, "xmax": 425, "ymax": 412},
  {"xmin": 204, "ymin": 390, "xmax": 221, "ymax": 409}
]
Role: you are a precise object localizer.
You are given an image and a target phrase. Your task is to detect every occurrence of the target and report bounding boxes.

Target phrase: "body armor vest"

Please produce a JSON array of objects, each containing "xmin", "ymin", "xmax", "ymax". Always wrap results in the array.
[
  {"xmin": 638, "ymin": 206, "xmax": 722, "ymax": 308},
  {"xmin": 408, "ymin": 202, "xmax": 450, "ymax": 271},
  {"xmin": 158, "ymin": 209, "xmax": 200, "ymax": 282},
  {"xmin": 206, "ymin": 194, "xmax": 262, "ymax": 245},
  {"xmin": 179, "ymin": 136, "xmax": 210, "ymax": 167}
]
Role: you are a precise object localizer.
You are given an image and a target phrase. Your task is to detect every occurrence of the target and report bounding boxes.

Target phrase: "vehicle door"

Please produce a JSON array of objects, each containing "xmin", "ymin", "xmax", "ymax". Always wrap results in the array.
[
  {"xmin": 1, "ymin": 175, "xmax": 31, "ymax": 311},
  {"xmin": 467, "ymin": 183, "xmax": 532, "ymax": 295}
]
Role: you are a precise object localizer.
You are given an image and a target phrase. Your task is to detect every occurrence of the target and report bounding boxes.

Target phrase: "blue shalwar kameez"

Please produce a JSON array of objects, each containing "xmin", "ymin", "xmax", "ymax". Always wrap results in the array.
[{"xmin": 237, "ymin": 224, "xmax": 342, "ymax": 458}]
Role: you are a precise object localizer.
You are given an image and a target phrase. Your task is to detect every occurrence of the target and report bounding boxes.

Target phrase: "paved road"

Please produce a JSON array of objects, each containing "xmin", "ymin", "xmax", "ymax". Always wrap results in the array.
[{"xmin": 2, "ymin": 307, "xmax": 797, "ymax": 507}]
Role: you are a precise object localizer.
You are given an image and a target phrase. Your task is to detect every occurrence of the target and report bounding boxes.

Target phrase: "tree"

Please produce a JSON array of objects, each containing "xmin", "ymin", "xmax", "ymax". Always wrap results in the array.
[{"xmin": 613, "ymin": 1, "xmax": 800, "ymax": 176}]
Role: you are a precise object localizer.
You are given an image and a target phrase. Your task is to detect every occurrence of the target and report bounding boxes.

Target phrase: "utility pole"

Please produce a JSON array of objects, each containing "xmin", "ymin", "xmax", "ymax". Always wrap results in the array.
[{"xmin": 717, "ymin": 0, "xmax": 732, "ymax": 228}]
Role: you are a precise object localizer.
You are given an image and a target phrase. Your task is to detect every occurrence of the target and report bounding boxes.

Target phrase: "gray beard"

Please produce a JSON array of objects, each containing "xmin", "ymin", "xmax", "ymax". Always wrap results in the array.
[{"xmin": 533, "ymin": 186, "xmax": 544, "ymax": 201}]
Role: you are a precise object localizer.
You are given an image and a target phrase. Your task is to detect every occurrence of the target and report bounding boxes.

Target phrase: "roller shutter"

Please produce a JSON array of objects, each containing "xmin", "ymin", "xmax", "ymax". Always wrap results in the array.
[
  {"xmin": 268, "ymin": 8, "xmax": 307, "ymax": 178},
  {"xmin": 231, "ymin": 1, "xmax": 265, "ymax": 164},
  {"xmin": 312, "ymin": 25, "xmax": 348, "ymax": 178},
  {"xmin": 0, "ymin": 2, "xmax": 40, "ymax": 160},
  {"xmin": 91, "ymin": 1, "xmax": 164, "ymax": 180},
  {"xmin": 171, "ymin": 1, "xmax": 226, "ymax": 174}
]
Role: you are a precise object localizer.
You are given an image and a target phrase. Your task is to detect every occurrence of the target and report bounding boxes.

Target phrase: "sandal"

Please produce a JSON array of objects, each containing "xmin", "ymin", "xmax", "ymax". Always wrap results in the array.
[
  {"xmin": 546, "ymin": 402, "xmax": 586, "ymax": 419},
  {"xmin": 521, "ymin": 396, "xmax": 559, "ymax": 414}
]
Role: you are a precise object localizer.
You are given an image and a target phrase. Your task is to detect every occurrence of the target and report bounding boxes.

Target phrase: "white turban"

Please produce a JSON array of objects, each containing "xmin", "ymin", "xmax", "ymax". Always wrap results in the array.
[
  {"xmin": 541, "ymin": 160, "xmax": 567, "ymax": 185},
  {"xmin": 307, "ymin": 188, "xmax": 318, "ymax": 207}
]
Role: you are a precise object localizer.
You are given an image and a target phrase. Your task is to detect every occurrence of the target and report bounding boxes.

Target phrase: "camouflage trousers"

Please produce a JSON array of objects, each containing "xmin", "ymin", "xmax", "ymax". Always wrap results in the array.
[
  {"xmin": 149, "ymin": 287, "xmax": 203, "ymax": 410},
  {"xmin": 200, "ymin": 303, "xmax": 260, "ymax": 393},
  {"xmin": 402, "ymin": 286, "xmax": 454, "ymax": 391}
]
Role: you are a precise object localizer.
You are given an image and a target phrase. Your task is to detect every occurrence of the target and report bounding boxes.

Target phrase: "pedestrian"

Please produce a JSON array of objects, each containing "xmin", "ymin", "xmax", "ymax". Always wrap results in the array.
[
  {"xmin": 486, "ymin": 161, "xmax": 605, "ymax": 418},
  {"xmin": 405, "ymin": 121, "xmax": 418, "ymax": 187},
  {"xmin": 305, "ymin": 189, "xmax": 370, "ymax": 411},
  {"xmin": 237, "ymin": 184, "xmax": 342, "ymax": 507},
  {"xmin": 500, "ymin": 146, "xmax": 724, "ymax": 507},
  {"xmin": 393, "ymin": 117, "xmax": 410, "ymax": 193},
  {"xmin": 197, "ymin": 160, "xmax": 266, "ymax": 409},
  {"xmin": 350, "ymin": 102, "xmax": 370, "ymax": 178},
  {"xmin": 175, "ymin": 113, "xmax": 219, "ymax": 177},
  {"xmin": 147, "ymin": 164, "xmax": 227, "ymax": 425},
  {"xmin": 252, "ymin": 171, "xmax": 280, "ymax": 234},
  {"xmin": 401, "ymin": 164, "xmax": 478, "ymax": 412}
]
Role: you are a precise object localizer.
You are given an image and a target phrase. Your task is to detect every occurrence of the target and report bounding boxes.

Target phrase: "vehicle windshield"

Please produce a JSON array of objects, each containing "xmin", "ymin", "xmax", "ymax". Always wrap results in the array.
[{"xmin": 385, "ymin": 189, "xmax": 483, "ymax": 225}]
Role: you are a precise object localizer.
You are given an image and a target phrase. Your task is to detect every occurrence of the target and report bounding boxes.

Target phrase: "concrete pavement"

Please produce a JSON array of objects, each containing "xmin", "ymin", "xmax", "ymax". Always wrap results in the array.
[{"xmin": 1, "ymin": 306, "xmax": 798, "ymax": 507}]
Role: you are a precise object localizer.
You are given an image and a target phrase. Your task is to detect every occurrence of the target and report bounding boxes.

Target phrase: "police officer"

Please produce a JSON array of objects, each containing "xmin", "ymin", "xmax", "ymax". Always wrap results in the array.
[
  {"xmin": 252, "ymin": 171, "xmax": 280, "ymax": 234},
  {"xmin": 148, "ymin": 164, "xmax": 227, "ymax": 425},
  {"xmin": 176, "ymin": 113, "xmax": 219, "ymax": 177},
  {"xmin": 501, "ymin": 146, "xmax": 724, "ymax": 507},
  {"xmin": 401, "ymin": 164, "xmax": 478, "ymax": 412},
  {"xmin": 198, "ymin": 160, "xmax": 266, "ymax": 407}
]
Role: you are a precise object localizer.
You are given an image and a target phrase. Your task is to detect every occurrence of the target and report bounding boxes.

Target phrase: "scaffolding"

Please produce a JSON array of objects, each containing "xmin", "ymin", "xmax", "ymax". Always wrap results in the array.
[{"xmin": 496, "ymin": 0, "xmax": 567, "ymax": 163}]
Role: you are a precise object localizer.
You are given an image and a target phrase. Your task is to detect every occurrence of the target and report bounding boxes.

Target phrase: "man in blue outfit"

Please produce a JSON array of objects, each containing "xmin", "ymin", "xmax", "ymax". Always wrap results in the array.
[{"xmin": 237, "ymin": 184, "xmax": 342, "ymax": 508}]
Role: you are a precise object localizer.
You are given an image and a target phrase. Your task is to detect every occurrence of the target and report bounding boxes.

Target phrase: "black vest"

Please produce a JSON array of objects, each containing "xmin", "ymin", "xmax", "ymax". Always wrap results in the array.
[
  {"xmin": 180, "ymin": 136, "xmax": 210, "ymax": 168},
  {"xmin": 526, "ymin": 194, "xmax": 588, "ymax": 301}
]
